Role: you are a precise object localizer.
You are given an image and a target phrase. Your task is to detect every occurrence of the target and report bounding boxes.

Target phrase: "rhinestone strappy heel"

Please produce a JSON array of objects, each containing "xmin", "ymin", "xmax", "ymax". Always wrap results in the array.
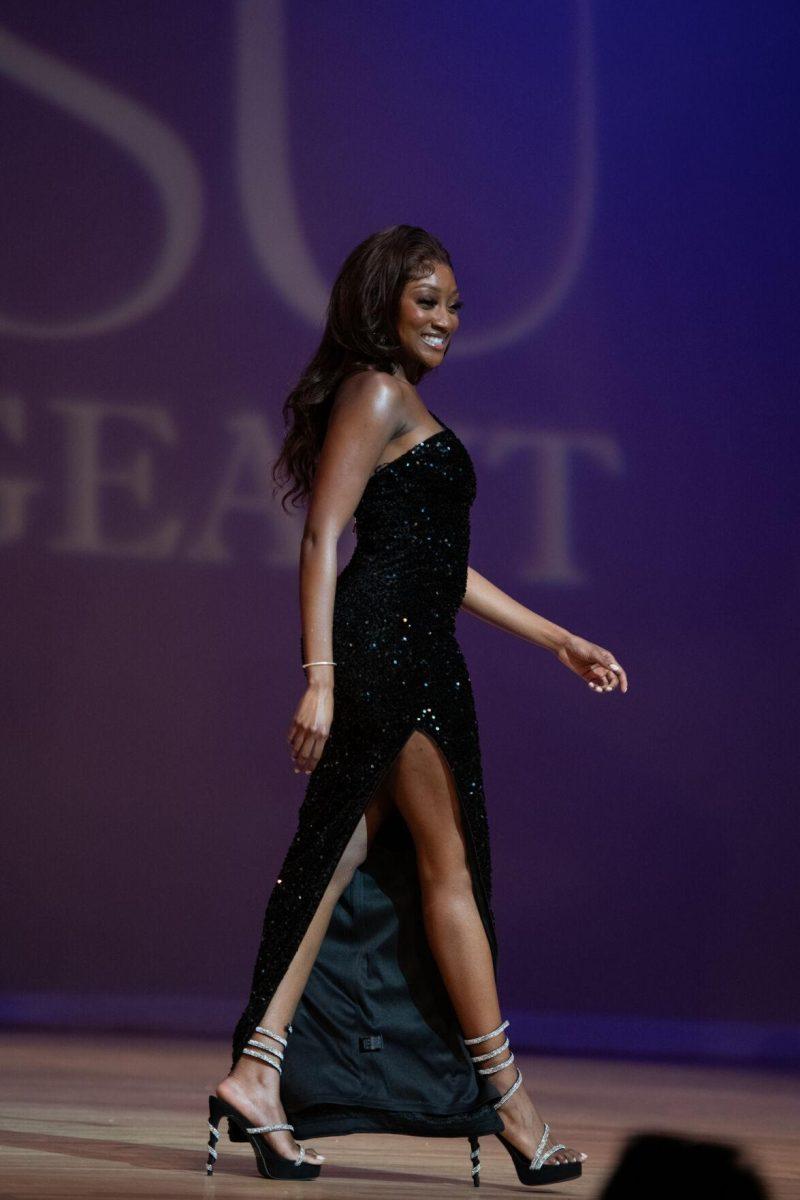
[
  {"xmin": 463, "ymin": 1018, "xmax": 583, "ymax": 1188},
  {"xmin": 205, "ymin": 1023, "xmax": 322, "ymax": 1181}
]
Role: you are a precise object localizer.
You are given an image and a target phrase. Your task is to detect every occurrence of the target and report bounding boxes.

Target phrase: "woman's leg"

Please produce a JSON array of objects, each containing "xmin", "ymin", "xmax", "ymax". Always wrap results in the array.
[
  {"xmin": 389, "ymin": 730, "xmax": 585, "ymax": 1166},
  {"xmin": 216, "ymin": 778, "xmax": 395, "ymax": 1164}
]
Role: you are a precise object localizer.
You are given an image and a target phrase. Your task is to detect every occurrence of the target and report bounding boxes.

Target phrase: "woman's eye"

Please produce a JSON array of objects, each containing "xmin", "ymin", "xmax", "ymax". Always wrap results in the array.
[{"xmin": 418, "ymin": 298, "xmax": 463, "ymax": 312}]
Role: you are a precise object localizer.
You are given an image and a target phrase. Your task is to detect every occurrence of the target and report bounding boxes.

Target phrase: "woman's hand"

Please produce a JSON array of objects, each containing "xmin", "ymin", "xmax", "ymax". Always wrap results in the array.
[
  {"xmin": 287, "ymin": 683, "xmax": 334, "ymax": 774},
  {"xmin": 554, "ymin": 633, "xmax": 628, "ymax": 694}
]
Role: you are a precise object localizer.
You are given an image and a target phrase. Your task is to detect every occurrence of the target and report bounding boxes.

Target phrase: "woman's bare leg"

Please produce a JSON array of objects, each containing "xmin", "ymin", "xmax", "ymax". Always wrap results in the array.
[
  {"xmin": 216, "ymin": 780, "xmax": 395, "ymax": 1164},
  {"xmin": 390, "ymin": 731, "xmax": 586, "ymax": 1167}
]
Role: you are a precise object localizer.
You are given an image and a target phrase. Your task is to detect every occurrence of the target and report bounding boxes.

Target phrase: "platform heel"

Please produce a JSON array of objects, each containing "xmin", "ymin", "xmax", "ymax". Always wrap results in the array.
[
  {"xmin": 465, "ymin": 1018, "xmax": 583, "ymax": 1187},
  {"xmin": 467, "ymin": 1132, "xmax": 481, "ymax": 1186},
  {"xmin": 205, "ymin": 1023, "xmax": 322, "ymax": 1180},
  {"xmin": 205, "ymin": 1106, "xmax": 220, "ymax": 1174}
]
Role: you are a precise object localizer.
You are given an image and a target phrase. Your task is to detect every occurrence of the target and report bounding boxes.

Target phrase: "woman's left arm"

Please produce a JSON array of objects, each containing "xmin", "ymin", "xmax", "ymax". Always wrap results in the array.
[{"xmin": 461, "ymin": 565, "xmax": 628, "ymax": 694}]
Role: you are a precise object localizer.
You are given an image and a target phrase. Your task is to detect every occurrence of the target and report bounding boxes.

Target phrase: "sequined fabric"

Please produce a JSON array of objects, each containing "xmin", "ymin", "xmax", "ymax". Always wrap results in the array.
[{"xmin": 229, "ymin": 412, "xmax": 504, "ymax": 1138}]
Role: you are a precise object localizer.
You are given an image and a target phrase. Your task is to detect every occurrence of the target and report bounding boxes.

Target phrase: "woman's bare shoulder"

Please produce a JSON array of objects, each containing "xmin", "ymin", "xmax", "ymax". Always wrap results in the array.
[{"xmin": 331, "ymin": 369, "xmax": 405, "ymax": 431}]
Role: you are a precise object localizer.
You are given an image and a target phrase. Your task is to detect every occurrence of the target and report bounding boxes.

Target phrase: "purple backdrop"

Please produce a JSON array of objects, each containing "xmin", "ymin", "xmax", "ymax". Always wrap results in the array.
[{"xmin": 2, "ymin": 1, "xmax": 798, "ymax": 1065}]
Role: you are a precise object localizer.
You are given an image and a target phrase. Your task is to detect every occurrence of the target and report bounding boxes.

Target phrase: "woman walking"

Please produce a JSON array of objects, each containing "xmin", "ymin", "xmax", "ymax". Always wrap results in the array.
[{"xmin": 206, "ymin": 225, "xmax": 628, "ymax": 1186}]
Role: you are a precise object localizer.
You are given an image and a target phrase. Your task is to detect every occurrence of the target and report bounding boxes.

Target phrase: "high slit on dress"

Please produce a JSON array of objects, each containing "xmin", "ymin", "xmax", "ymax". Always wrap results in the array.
[{"xmin": 230, "ymin": 410, "xmax": 506, "ymax": 1141}]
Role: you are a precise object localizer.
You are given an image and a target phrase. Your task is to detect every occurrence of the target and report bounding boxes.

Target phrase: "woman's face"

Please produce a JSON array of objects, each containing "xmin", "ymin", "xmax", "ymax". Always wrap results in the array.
[{"xmin": 394, "ymin": 262, "xmax": 462, "ymax": 380}]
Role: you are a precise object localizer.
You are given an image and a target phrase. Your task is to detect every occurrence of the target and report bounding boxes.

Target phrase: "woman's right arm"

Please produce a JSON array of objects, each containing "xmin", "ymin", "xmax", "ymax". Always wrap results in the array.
[{"xmin": 287, "ymin": 372, "xmax": 405, "ymax": 774}]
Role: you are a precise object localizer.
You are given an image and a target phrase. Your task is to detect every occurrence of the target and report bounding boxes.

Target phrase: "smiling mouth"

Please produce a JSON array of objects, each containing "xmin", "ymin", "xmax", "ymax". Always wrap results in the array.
[{"xmin": 420, "ymin": 334, "xmax": 447, "ymax": 350}]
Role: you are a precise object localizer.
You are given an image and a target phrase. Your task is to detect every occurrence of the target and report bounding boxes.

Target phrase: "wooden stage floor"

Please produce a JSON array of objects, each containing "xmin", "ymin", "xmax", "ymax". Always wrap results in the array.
[{"xmin": 1, "ymin": 1033, "xmax": 798, "ymax": 1198}]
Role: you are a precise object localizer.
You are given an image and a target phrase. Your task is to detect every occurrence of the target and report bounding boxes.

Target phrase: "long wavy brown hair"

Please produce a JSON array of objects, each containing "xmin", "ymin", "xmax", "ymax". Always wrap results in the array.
[{"xmin": 272, "ymin": 223, "xmax": 454, "ymax": 511}]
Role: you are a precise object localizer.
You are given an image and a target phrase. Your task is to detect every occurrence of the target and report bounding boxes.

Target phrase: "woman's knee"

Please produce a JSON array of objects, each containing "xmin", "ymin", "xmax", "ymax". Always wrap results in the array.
[
  {"xmin": 416, "ymin": 854, "xmax": 473, "ymax": 894},
  {"xmin": 330, "ymin": 817, "xmax": 369, "ymax": 888},
  {"xmin": 391, "ymin": 733, "xmax": 474, "ymax": 883},
  {"xmin": 329, "ymin": 783, "xmax": 393, "ymax": 889}
]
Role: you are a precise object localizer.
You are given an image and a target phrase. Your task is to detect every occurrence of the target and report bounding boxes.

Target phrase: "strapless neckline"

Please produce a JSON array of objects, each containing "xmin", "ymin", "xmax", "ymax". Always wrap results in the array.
[{"xmin": 370, "ymin": 411, "xmax": 451, "ymax": 478}]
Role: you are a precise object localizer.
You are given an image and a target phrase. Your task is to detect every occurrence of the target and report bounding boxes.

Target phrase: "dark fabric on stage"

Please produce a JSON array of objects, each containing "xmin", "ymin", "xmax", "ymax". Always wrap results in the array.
[{"xmin": 230, "ymin": 410, "xmax": 505, "ymax": 1140}]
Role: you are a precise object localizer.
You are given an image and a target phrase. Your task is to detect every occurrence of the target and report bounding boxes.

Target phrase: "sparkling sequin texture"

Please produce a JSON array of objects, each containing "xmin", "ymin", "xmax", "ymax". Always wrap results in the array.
[{"xmin": 230, "ymin": 412, "xmax": 504, "ymax": 1141}]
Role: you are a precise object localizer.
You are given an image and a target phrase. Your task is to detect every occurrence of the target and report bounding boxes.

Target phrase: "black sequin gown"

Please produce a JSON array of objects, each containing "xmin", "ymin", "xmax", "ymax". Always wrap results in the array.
[{"xmin": 230, "ymin": 412, "xmax": 505, "ymax": 1142}]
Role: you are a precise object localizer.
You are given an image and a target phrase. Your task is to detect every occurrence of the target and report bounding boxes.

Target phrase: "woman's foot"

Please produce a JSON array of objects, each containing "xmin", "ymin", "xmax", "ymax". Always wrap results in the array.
[
  {"xmin": 492, "ymin": 1062, "xmax": 586, "ymax": 1167},
  {"xmin": 216, "ymin": 1062, "xmax": 326, "ymax": 1166}
]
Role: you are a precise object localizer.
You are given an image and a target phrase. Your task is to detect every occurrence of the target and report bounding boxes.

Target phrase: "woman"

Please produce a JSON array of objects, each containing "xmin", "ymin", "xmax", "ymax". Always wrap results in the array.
[{"xmin": 206, "ymin": 225, "xmax": 628, "ymax": 1186}]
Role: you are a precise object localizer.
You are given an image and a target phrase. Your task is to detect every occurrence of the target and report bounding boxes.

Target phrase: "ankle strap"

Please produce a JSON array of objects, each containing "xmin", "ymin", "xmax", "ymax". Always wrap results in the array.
[
  {"xmin": 474, "ymin": 1046, "xmax": 515, "ymax": 1075},
  {"xmin": 464, "ymin": 1018, "xmax": 509, "ymax": 1045},
  {"xmin": 464, "ymin": 1017, "xmax": 522, "ymax": 1110},
  {"xmin": 465, "ymin": 1017, "xmax": 514, "ymax": 1075},
  {"xmin": 256, "ymin": 1024, "xmax": 292, "ymax": 1047},
  {"xmin": 470, "ymin": 1035, "xmax": 510, "ymax": 1063},
  {"xmin": 492, "ymin": 1065, "xmax": 523, "ymax": 1110},
  {"xmin": 241, "ymin": 1023, "xmax": 293, "ymax": 1071}
]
